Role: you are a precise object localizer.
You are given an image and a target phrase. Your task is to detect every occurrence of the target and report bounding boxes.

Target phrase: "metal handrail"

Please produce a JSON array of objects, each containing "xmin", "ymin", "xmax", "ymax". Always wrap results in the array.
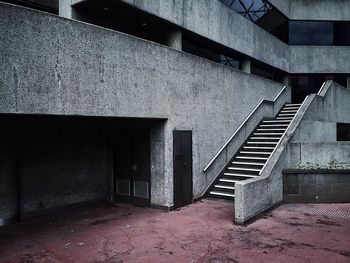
[{"xmin": 203, "ymin": 85, "xmax": 287, "ymax": 172}]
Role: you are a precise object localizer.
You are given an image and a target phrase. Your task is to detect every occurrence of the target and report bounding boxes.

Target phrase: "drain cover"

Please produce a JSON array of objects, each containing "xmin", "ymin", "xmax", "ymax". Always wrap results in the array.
[{"xmin": 293, "ymin": 207, "xmax": 350, "ymax": 219}]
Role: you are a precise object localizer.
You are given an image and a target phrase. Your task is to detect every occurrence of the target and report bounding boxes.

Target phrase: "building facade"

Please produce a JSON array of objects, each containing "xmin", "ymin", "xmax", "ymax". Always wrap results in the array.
[{"xmin": 0, "ymin": 0, "xmax": 349, "ymax": 225}]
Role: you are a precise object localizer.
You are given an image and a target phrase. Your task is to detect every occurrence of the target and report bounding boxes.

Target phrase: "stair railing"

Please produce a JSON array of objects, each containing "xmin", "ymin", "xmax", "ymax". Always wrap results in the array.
[{"xmin": 203, "ymin": 85, "xmax": 288, "ymax": 173}]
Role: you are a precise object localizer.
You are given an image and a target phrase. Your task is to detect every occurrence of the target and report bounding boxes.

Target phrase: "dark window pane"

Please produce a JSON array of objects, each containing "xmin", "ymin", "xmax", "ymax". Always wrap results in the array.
[
  {"xmin": 289, "ymin": 21, "xmax": 333, "ymax": 45},
  {"xmin": 337, "ymin": 123, "xmax": 350, "ymax": 141},
  {"xmin": 334, "ymin": 22, "xmax": 350, "ymax": 46}
]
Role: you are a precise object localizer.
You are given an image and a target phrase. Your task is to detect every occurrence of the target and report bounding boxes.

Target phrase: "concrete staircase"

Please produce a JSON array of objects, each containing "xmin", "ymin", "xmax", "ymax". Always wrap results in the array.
[{"xmin": 207, "ymin": 103, "xmax": 302, "ymax": 200}]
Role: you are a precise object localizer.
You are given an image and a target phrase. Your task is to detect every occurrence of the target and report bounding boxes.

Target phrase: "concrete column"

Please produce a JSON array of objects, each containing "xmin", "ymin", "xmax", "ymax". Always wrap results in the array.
[
  {"xmin": 0, "ymin": 138, "xmax": 18, "ymax": 226},
  {"xmin": 347, "ymin": 75, "xmax": 350, "ymax": 90},
  {"xmin": 165, "ymin": 28, "xmax": 182, "ymax": 51},
  {"xmin": 241, "ymin": 59, "xmax": 251, "ymax": 74},
  {"xmin": 283, "ymin": 75, "xmax": 289, "ymax": 86},
  {"xmin": 59, "ymin": 0, "xmax": 74, "ymax": 19}
]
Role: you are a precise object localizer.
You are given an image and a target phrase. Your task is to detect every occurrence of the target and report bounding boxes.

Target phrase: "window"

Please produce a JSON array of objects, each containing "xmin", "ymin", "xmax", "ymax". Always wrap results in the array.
[
  {"xmin": 289, "ymin": 21, "xmax": 333, "ymax": 45},
  {"xmin": 337, "ymin": 123, "xmax": 350, "ymax": 141}
]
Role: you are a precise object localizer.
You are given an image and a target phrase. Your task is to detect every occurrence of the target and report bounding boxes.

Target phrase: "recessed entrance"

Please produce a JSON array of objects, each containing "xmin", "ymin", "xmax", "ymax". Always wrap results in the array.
[{"xmin": 113, "ymin": 129, "xmax": 151, "ymax": 206}]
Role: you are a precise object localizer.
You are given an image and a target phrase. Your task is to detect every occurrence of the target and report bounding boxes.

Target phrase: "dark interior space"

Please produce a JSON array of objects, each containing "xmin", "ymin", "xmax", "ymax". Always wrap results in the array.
[
  {"xmin": 1, "ymin": 0, "xmax": 58, "ymax": 14},
  {"xmin": 182, "ymin": 31, "xmax": 242, "ymax": 70},
  {"xmin": 337, "ymin": 123, "xmax": 350, "ymax": 141},
  {"xmin": 290, "ymin": 74, "xmax": 348, "ymax": 103},
  {"xmin": 0, "ymin": 114, "xmax": 163, "ymax": 218},
  {"xmin": 73, "ymin": 0, "xmax": 176, "ymax": 46}
]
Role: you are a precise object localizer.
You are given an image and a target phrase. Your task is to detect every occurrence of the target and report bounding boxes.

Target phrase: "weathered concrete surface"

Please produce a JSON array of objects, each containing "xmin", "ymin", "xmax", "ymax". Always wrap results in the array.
[
  {"xmin": 290, "ymin": 46, "xmax": 350, "ymax": 74},
  {"xmin": 1, "ymin": 200, "xmax": 350, "ymax": 262},
  {"xmin": 284, "ymin": 169, "xmax": 350, "ymax": 203},
  {"xmin": 235, "ymin": 95, "xmax": 314, "ymax": 224},
  {"xmin": 289, "ymin": 142, "xmax": 350, "ymax": 167},
  {"xmin": 0, "ymin": 3, "xmax": 286, "ymax": 207},
  {"xmin": 118, "ymin": 0, "xmax": 290, "ymax": 72},
  {"xmin": 291, "ymin": 81, "xmax": 350, "ymax": 143},
  {"xmin": 290, "ymin": 0, "xmax": 350, "ymax": 21},
  {"xmin": 203, "ymin": 86, "xmax": 290, "ymax": 198}
]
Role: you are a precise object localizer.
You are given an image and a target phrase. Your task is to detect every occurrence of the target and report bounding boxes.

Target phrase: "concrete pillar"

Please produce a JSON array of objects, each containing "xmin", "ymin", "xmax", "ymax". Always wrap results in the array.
[
  {"xmin": 283, "ymin": 75, "xmax": 289, "ymax": 86},
  {"xmin": 241, "ymin": 59, "xmax": 251, "ymax": 74},
  {"xmin": 59, "ymin": 0, "xmax": 74, "ymax": 19},
  {"xmin": 0, "ymin": 138, "xmax": 18, "ymax": 226},
  {"xmin": 165, "ymin": 28, "xmax": 182, "ymax": 51},
  {"xmin": 347, "ymin": 75, "xmax": 350, "ymax": 90}
]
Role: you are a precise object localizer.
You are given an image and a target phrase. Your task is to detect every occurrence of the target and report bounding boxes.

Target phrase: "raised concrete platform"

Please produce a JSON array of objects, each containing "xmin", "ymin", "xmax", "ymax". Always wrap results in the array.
[{"xmin": 0, "ymin": 199, "xmax": 350, "ymax": 262}]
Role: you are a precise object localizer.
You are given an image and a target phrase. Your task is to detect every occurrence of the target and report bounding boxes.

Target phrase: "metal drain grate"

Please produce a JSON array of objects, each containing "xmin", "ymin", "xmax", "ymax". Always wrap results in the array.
[{"xmin": 294, "ymin": 207, "xmax": 350, "ymax": 219}]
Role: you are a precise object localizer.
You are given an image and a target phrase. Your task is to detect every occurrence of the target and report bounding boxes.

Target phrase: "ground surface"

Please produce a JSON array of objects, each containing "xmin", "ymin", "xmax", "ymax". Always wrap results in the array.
[{"xmin": 0, "ymin": 200, "xmax": 350, "ymax": 263}]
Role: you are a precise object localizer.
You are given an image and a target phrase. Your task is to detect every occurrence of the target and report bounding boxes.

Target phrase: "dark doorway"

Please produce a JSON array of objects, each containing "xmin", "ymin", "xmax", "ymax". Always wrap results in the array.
[
  {"xmin": 114, "ymin": 129, "xmax": 151, "ymax": 207},
  {"xmin": 173, "ymin": 130, "xmax": 193, "ymax": 209}
]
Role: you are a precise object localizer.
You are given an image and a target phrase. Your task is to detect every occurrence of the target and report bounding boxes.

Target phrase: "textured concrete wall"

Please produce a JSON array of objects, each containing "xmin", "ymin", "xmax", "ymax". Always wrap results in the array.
[
  {"xmin": 118, "ymin": 0, "xmax": 290, "ymax": 72},
  {"xmin": 289, "ymin": 142, "xmax": 350, "ymax": 167},
  {"xmin": 235, "ymin": 94, "xmax": 315, "ymax": 224},
  {"xmin": 283, "ymin": 170, "xmax": 350, "ymax": 203},
  {"xmin": 65, "ymin": 0, "xmax": 350, "ymax": 75},
  {"xmin": 0, "ymin": 3, "xmax": 286, "ymax": 208},
  {"xmin": 290, "ymin": 47, "xmax": 350, "ymax": 74},
  {"xmin": 289, "ymin": 0, "xmax": 350, "ymax": 21},
  {"xmin": 292, "ymin": 81, "xmax": 350, "ymax": 143},
  {"xmin": 268, "ymin": 0, "xmax": 290, "ymax": 17}
]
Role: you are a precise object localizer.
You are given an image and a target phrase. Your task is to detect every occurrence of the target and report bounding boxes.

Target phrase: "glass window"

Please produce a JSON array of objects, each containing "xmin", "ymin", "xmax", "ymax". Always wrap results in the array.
[
  {"xmin": 337, "ymin": 123, "xmax": 350, "ymax": 141},
  {"xmin": 289, "ymin": 21, "xmax": 333, "ymax": 45}
]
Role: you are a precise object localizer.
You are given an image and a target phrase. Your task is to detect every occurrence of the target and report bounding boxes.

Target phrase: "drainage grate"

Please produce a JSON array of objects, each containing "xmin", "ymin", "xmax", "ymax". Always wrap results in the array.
[{"xmin": 294, "ymin": 207, "xmax": 350, "ymax": 219}]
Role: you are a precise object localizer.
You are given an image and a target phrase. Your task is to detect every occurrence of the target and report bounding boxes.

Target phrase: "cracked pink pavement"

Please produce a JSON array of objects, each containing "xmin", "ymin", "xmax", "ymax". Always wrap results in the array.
[{"xmin": 0, "ymin": 199, "xmax": 350, "ymax": 263}]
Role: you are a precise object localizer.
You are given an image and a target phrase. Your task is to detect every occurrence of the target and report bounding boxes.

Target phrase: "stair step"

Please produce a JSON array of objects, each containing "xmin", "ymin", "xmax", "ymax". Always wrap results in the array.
[
  {"xmin": 253, "ymin": 132, "xmax": 283, "ymax": 136},
  {"xmin": 250, "ymin": 137, "xmax": 281, "ymax": 140},
  {"xmin": 275, "ymin": 119, "xmax": 292, "ymax": 121},
  {"xmin": 285, "ymin": 103, "xmax": 301, "ymax": 106},
  {"xmin": 223, "ymin": 173, "xmax": 257, "ymax": 178},
  {"xmin": 263, "ymin": 120, "xmax": 290, "ymax": 123},
  {"xmin": 280, "ymin": 111, "xmax": 298, "ymax": 114},
  {"xmin": 260, "ymin": 124, "xmax": 289, "ymax": 127},
  {"xmin": 232, "ymin": 161, "xmax": 264, "ymax": 166},
  {"xmin": 247, "ymin": 141, "xmax": 278, "ymax": 145},
  {"xmin": 257, "ymin": 129, "xmax": 285, "ymax": 132},
  {"xmin": 228, "ymin": 167, "xmax": 261, "ymax": 172},
  {"xmin": 243, "ymin": 146, "xmax": 274, "ymax": 150},
  {"xmin": 209, "ymin": 191, "xmax": 235, "ymax": 198},
  {"xmin": 282, "ymin": 107, "xmax": 299, "ymax": 110},
  {"xmin": 278, "ymin": 114, "xmax": 295, "ymax": 117},
  {"xmin": 240, "ymin": 151, "xmax": 271, "ymax": 155},
  {"xmin": 214, "ymin": 184, "xmax": 235, "ymax": 190},
  {"xmin": 236, "ymin": 156, "xmax": 268, "ymax": 160}
]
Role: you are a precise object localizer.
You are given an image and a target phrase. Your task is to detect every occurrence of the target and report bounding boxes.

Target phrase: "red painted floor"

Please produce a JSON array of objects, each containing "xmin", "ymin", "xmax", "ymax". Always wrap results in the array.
[{"xmin": 0, "ymin": 200, "xmax": 350, "ymax": 263}]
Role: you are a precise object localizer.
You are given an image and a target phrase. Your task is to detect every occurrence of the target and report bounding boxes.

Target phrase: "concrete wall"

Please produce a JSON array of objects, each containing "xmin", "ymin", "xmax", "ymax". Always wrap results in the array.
[
  {"xmin": 291, "ymin": 81, "xmax": 350, "ymax": 143},
  {"xmin": 110, "ymin": 0, "xmax": 290, "ymax": 72},
  {"xmin": 64, "ymin": 0, "xmax": 350, "ymax": 76},
  {"xmin": 283, "ymin": 169, "xmax": 350, "ymax": 203},
  {"xmin": 289, "ymin": 142, "xmax": 350, "ymax": 167},
  {"xmin": 290, "ymin": 46, "xmax": 350, "ymax": 74},
  {"xmin": 289, "ymin": 0, "xmax": 350, "ymax": 21},
  {"xmin": 0, "ymin": 3, "xmax": 286, "ymax": 209}
]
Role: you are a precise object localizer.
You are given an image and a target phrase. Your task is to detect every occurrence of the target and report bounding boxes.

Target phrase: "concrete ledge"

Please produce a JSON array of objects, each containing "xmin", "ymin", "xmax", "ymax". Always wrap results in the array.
[{"xmin": 284, "ymin": 169, "xmax": 350, "ymax": 174}]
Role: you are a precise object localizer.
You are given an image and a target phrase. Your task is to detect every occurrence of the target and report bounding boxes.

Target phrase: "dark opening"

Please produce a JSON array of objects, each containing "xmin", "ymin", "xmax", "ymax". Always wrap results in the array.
[
  {"xmin": 337, "ymin": 123, "xmax": 350, "ymax": 141},
  {"xmin": 2, "ymin": 0, "xmax": 58, "ymax": 14},
  {"xmin": 173, "ymin": 130, "xmax": 193, "ymax": 209},
  {"xmin": 73, "ymin": 0, "xmax": 175, "ymax": 46},
  {"xmin": 290, "ymin": 74, "xmax": 348, "ymax": 103}
]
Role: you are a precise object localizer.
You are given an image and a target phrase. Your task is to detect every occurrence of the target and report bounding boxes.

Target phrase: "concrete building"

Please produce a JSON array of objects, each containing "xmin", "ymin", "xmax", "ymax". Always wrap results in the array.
[{"xmin": 0, "ymin": 0, "xmax": 349, "ymax": 226}]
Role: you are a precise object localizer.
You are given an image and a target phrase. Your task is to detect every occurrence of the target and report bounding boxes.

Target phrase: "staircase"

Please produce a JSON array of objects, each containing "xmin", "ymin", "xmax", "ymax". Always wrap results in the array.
[{"xmin": 207, "ymin": 103, "xmax": 302, "ymax": 200}]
